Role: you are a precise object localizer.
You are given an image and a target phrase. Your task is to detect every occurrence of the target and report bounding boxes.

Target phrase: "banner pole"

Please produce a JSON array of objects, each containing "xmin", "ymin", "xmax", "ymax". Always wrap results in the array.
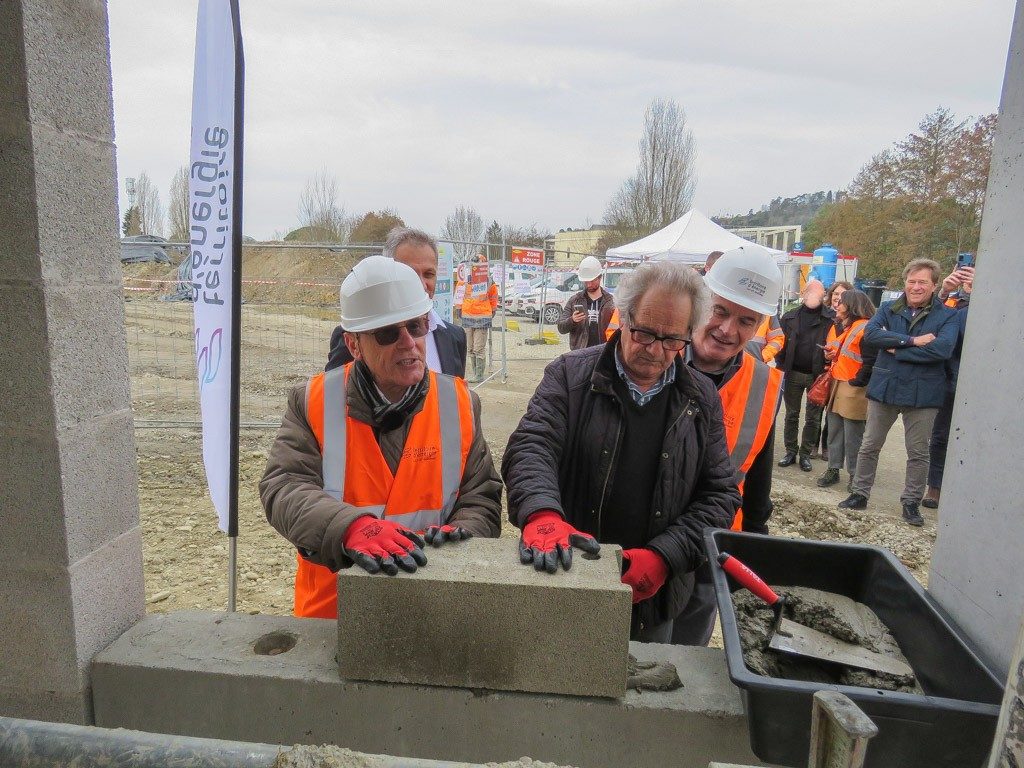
[{"xmin": 227, "ymin": 0, "xmax": 244, "ymax": 612}]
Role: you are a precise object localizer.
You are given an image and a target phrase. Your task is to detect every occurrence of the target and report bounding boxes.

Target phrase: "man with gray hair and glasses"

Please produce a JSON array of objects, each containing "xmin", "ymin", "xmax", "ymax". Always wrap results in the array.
[
  {"xmin": 502, "ymin": 261, "xmax": 740, "ymax": 642},
  {"xmin": 327, "ymin": 227, "xmax": 467, "ymax": 378}
]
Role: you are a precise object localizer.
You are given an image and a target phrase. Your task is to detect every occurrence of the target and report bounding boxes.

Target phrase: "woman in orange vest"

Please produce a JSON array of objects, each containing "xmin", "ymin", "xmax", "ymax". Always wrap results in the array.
[
  {"xmin": 817, "ymin": 281, "xmax": 853, "ymax": 459},
  {"xmin": 816, "ymin": 289, "xmax": 877, "ymax": 490},
  {"xmin": 461, "ymin": 254, "xmax": 499, "ymax": 383}
]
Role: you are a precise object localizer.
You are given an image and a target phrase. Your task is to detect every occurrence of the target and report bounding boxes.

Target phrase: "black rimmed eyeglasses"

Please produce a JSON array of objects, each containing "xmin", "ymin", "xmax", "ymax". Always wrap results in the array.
[{"xmin": 626, "ymin": 319, "xmax": 691, "ymax": 352}]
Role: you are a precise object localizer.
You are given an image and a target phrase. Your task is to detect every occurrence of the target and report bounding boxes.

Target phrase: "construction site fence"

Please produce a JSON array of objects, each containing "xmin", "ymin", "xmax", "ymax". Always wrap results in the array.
[{"xmin": 122, "ymin": 240, "xmax": 579, "ymax": 429}]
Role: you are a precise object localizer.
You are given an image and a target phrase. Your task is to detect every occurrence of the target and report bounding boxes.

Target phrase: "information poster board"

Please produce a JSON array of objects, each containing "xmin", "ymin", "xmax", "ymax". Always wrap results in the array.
[{"xmin": 434, "ymin": 241, "xmax": 455, "ymax": 323}]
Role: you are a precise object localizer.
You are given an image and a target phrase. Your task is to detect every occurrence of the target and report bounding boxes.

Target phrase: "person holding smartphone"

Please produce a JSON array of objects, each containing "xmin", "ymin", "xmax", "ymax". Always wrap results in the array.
[{"xmin": 557, "ymin": 256, "xmax": 616, "ymax": 350}]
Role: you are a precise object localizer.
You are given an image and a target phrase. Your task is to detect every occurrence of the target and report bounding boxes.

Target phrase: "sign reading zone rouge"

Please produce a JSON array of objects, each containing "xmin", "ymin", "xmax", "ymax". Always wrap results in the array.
[{"xmin": 510, "ymin": 247, "xmax": 544, "ymax": 266}]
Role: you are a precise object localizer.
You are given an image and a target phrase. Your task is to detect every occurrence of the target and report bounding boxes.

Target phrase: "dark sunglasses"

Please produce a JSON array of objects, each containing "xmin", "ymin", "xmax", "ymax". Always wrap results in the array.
[
  {"xmin": 364, "ymin": 316, "xmax": 430, "ymax": 346},
  {"xmin": 627, "ymin": 318, "xmax": 691, "ymax": 352}
]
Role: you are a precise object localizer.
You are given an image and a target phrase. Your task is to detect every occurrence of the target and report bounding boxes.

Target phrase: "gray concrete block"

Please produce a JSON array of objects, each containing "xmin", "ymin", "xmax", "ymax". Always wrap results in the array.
[
  {"xmin": 337, "ymin": 537, "xmax": 632, "ymax": 698},
  {"xmin": 0, "ymin": 2, "xmax": 29, "ymax": 106},
  {"xmin": 68, "ymin": 526, "xmax": 145, "ymax": 665},
  {"xmin": 44, "ymin": 284, "xmax": 133, "ymax": 427},
  {"xmin": 0, "ymin": 430, "xmax": 67, "ymax": 566},
  {"xmin": 20, "ymin": 0, "xmax": 115, "ymax": 141},
  {"xmin": 57, "ymin": 411, "xmax": 140, "ymax": 564},
  {"xmin": 0, "ymin": 283, "xmax": 57, "ymax": 432},
  {"xmin": 0, "ymin": 685, "xmax": 92, "ymax": 725},
  {"xmin": 0, "ymin": 562, "xmax": 82, "ymax": 693},
  {"xmin": 30, "ymin": 125, "xmax": 122, "ymax": 285},
  {"xmin": 0, "ymin": 121, "xmax": 44, "ymax": 285},
  {"xmin": 93, "ymin": 611, "xmax": 761, "ymax": 768}
]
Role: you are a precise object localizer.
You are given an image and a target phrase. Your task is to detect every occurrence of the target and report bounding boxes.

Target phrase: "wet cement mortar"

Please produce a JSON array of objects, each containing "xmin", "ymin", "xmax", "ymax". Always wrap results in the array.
[
  {"xmin": 733, "ymin": 585, "xmax": 920, "ymax": 692},
  {"xmin": 272, "ymin": 747, "xmax": 574, "ymax": 768}
]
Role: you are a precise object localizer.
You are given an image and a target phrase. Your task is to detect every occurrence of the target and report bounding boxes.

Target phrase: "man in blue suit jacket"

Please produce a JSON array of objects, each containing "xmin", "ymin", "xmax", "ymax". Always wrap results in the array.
[
  {"xmin": 837, "ymin": 258, "xmax": 958, "ymax": 525},
  {"xmin": 326, "ymin": 227, "xmax": 467, "ymax": 378}
]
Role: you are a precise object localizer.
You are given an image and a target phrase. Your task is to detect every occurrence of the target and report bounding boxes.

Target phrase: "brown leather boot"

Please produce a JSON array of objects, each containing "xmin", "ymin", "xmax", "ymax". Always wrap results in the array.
[{"xmin": 922, "ymin": 487, "xmax": 940, "ymax": 509}]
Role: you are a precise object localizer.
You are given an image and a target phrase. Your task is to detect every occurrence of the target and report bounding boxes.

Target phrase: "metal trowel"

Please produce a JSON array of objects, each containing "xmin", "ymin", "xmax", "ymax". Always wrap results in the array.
[{"xmin": 718, "ymin": 552, "xmax": 913, "ymax": 678}]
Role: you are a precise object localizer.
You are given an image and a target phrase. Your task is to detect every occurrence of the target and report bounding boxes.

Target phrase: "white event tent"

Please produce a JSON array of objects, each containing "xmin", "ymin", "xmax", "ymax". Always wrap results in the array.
[{"xmin": 606, "ymin": 209, "xmax": 789, "ymax": 263}]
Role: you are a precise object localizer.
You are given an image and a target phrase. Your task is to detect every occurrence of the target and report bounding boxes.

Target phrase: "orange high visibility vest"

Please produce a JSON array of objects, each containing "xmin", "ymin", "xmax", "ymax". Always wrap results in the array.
[
  {"xmin": 294, "ymin": 365, "xmax": 474, "ymax": 618},
  {"xmin": 718, "ymin": 352, "xmax": 783, "ymax": 531},
  {"xmin": 605, "ymin": 308, "xmax": 620, "ymax": 341},
  {"xmin": 830, "ymin": 319, "xmax": 867, "ymax": 382},
  {"xmin": 753, "ymin": 315, "xmax": 785, "ymax": 363},
  {"xmin": 461, "ymin": 283, "xmax": 498, "ymax": 319}
]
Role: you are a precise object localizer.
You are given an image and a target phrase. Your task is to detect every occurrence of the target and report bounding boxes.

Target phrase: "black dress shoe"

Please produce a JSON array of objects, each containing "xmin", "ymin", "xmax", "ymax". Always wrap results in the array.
[
  {"xmin": 778, "ymin": 452, "xmax": 797, "ymax": 467},
  {"xmin": 838, "ymin": 493, "xmax": 868, "ymax": 510},
  {"xmin": 799, "ymin": 455, "xmax": 813, "ymax": 472},
  {"xmin": 902, "ymin": 502, "xmax": 924, "ymax": 527}
]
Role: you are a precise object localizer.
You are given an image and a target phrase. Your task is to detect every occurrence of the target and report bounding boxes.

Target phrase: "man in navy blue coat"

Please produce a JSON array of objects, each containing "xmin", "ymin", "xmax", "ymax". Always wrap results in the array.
[{"xmin": 838, "ymin": 258, "xmax": 958, "ymax": 526}]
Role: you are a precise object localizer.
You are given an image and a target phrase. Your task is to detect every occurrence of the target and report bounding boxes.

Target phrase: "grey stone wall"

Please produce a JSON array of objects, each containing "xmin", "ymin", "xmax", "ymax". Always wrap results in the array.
[
  {"xmin": 0, "ymin": 0, "xmax": 144, "ymax": 723},
  {"xmin": 929, "ymin": 0, "xmax": 1024, "ymax": 676}
]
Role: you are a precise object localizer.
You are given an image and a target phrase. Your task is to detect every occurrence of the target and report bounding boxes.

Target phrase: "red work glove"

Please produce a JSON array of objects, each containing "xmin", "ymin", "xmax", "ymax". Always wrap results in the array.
[
  {"xmin": 519, "ymin": 510, "xmax": 600, "ymax": 574},
  {"xmin": 621, "ymin": 548, "xmax": 669, "ymax": 604},
  {"xmin": 422, "ymin": 524, "xmax": 472, "ymax": 548},
  {"xmin": 342, "ymin": 515, "xmax": 427, "ymax": 575}
]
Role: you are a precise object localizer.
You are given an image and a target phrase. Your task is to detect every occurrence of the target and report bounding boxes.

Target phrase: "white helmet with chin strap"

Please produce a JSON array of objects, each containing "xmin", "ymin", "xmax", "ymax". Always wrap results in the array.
[
  {"xmin": 340, "ymin": 255, "xmax": 434, "ymax": 332},
  {"xmin": 704, "ymin": 245, "xmax": 782, "ymax": 316}
]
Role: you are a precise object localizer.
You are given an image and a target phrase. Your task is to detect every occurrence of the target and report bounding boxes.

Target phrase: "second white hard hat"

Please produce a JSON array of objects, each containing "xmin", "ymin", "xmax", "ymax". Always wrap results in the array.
[
  {"xmin": 577, "ymin": 255, "xmax": 603, "ymax": 282},
  {"xmin": 705, "ymin": 245, "xmax": 782, "ymax": 316},
  {"xmin": 340, "ymin": 255, "xmax": 434, "ymax": 332}
]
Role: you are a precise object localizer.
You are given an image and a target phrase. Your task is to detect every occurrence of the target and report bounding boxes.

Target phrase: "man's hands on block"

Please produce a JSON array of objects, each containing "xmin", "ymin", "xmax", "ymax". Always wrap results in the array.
[
  {"xmin": 519, "ymin": 510, "xmax": 600, "ymax": 573},
  {"xmin": 343, "ymin": 516, "xmax": 427, "ymax": 575},
  {"xmin": 423, "ymin": 524, "xmax": 472, "ymax": 547}
]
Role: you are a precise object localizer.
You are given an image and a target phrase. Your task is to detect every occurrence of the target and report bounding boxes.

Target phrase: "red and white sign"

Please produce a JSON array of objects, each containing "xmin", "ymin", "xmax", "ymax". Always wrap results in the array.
[
  {"xmin": 510, "ymin": 247, "xmax": 544, "ymax": 267},
  {"xmin": 470, "ymin": 263, "xmax": 489, "ymax": 298}
]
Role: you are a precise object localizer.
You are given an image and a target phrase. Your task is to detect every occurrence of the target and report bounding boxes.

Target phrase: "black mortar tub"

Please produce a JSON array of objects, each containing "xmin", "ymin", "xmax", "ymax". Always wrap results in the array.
[{"xmin": 706, "ymin": 529, "xmax": 1004, "ymax": 768}]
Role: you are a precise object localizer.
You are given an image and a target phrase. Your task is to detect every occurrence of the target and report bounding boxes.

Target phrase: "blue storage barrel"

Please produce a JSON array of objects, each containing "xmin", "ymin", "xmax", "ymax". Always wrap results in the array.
[{"xmin": 809, "ymin": 244, "xmax": 839, "ymax": 287}]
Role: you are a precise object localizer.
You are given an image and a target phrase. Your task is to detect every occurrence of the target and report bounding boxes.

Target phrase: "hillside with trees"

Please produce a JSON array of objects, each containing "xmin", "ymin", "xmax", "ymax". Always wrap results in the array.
[{"xmin": 713, "ymin": 191, "xmax": 834, "ymax": 229}]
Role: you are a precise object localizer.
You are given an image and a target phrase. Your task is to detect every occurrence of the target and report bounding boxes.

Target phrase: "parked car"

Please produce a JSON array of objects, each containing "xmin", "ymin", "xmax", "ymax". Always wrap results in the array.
[{"xmin": 513, "ymin": 273, "xmax": 583, "ymax": 324}]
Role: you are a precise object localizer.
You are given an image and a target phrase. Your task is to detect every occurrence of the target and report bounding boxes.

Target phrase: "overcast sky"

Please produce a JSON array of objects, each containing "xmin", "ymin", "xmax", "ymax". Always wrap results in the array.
[{"xmin": 108, "ymin": 1, "xmax": 1016, "ymax": 241}]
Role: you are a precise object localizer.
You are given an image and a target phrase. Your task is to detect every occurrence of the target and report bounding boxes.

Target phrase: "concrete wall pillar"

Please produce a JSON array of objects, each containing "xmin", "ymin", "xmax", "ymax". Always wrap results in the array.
[
  {"xmin": 0, "ymin": 0, "xmax": 144, "ymax": 723},
  {"xmin": 929, "ymin": 0, "xmax": 1024, "ymax": 675}
]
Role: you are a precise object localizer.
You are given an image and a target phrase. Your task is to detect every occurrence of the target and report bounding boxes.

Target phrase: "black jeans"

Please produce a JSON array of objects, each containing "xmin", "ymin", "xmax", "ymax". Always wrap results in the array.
[
  {"xmin": 782, "ymin": 370, "xmax": 824, "ymax": 457},
  {"xmin": 928, "ymin": 389, "xmax": 955, "ymax": 490}
]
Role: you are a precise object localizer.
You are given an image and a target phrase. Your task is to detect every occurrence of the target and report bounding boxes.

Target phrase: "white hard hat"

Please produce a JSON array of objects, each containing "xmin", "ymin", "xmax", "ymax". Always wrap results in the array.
[
  {"xmin": 704, "ymin": 245, "xmax": 782, "ymax": 316},
  {"xmin": 340, "ymin": 255, "xmax": 433, "ymax": 332},
  {"xmin": 577, "ymin": 256, "xmax": 603, "ymax": 282}
]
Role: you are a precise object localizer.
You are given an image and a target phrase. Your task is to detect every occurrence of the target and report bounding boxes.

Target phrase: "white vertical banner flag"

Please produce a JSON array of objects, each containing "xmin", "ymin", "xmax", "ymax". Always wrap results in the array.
[{"xmin": 190, "ymin": 0, "xmax": 241, "ymax": 532}]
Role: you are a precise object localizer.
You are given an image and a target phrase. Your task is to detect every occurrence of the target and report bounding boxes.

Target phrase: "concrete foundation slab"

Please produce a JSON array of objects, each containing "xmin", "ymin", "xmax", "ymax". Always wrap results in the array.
[
  {"xmin": 337, "ymin": 537, "xmax": 632, "ymax": 698},
  {"xmin": 93, "ymin": 611, "xmax": 764, "ymax": 768}
]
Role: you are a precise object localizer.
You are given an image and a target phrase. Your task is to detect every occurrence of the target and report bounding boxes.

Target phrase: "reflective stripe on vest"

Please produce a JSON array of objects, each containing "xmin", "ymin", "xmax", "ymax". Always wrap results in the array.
[
  {"xmin": 831, "ymin": 319, "xmax": 867, "ymax": 381},
  {"xmin": 295, "ymin": 365, "xmax": 474, "ymax": 618},
  {"xmin": 718, "ymin": 352, "xmax": 783, "ymax": 531}
]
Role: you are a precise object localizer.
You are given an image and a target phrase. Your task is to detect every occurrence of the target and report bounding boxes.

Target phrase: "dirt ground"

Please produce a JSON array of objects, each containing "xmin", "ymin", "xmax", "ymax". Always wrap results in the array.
[{"xmin": 127, "ymin": 299, "xmax": 937, "ymax": 619}]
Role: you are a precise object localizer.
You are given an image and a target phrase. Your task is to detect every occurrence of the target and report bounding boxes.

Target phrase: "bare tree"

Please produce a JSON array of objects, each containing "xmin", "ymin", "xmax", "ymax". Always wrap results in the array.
[
  {"xmin": 605, "ymin": 99, "xmax": 697, "ymax": 238},
  {"xmin": 167, "ymin": 166, "xmax": 189, "ymax": 242},
  {"xmin": 440, "ymin": 205, "xmax": 484, "ymax": 258},
  {"xmin": 298, "ymin": 169, "xmax": 351, "ymax": 242},
  {"xmin": 135, "ymin": 170, "xmax": 164, "ymax": 237}
]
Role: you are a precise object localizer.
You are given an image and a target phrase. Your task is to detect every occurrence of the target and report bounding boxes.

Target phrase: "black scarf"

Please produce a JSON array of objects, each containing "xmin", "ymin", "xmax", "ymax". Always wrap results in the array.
[{"xmin": 351, "ymin": 360, "xmax": 428, "ymax": 432}]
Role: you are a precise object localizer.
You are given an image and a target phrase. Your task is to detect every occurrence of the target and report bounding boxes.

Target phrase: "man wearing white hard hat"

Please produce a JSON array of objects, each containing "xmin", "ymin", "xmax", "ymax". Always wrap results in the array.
[
  {"xmin": 261, "ymin": 255, "xmax": 502, "ymax": 619},
  {"xmin": 556, "ymin": 255, "xmax": 616, "ymax": 350},
  {"xmin": 672, "ymin": 245, "xmax": 784, "ymax": 645},
  {"xmin": 326, "ymin": 227, "xmax": 467, "ymax": 378}
]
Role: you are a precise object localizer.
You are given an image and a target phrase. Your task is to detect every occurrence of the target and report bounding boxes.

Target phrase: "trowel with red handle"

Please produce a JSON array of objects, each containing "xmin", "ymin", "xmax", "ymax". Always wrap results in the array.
[{"xmin": 717, "ymin": 552, "xmax": 913, "ymax": 678}]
